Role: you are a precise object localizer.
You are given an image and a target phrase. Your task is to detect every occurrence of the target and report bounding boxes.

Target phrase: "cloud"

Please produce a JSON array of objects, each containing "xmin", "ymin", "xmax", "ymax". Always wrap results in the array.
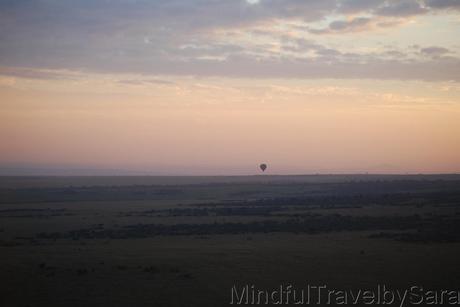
[
  {"xmin": 337, "ymin": 0, "xmax": 387, "ymax": 13},
  {"xmin": 0, "ymin": 67, "xmax": 78, "ymax": 80},
  {"xmin": 374, "ymin": 0, "xmax": 428, "ymax": 17},
  {"xmin": 308, "ymin": 0, "xmax": 436, "ymax": 36},
  {"xmin": 0, "ymin": 0, "xmax": 459, "ymax": 81},
  {"xmin": 420, "ymin": 46, "xmax": 451, "ymax": 57},
  {"xmin": 308, "ymin": 17, "xmax": 373, "ymax": 34},
  {"xmin": 425, "ymin": 0, "xmax": 460, "ymax": 10},
  {"xmin": 117, "ymin": 78, "xmax": 175, "ymax": 86}
]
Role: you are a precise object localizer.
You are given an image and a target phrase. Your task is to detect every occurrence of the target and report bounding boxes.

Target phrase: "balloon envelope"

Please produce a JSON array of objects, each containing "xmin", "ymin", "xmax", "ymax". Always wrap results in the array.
[{"xmin": 260, "ymin": 164, "xmax": 267, "ymax": 172}]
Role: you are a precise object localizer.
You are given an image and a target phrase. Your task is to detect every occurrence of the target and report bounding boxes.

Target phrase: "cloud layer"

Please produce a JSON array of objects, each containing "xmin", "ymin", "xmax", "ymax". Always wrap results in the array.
[{"xmin": 0, "ymin": 0, "xmax": 459, "ymax": 80}]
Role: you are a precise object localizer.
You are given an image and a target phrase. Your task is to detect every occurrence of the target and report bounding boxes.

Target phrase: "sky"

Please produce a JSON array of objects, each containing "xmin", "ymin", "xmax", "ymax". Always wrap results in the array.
[{"xmin": 0, "ymin": 0, "xmax": 460, "ymax": 175}]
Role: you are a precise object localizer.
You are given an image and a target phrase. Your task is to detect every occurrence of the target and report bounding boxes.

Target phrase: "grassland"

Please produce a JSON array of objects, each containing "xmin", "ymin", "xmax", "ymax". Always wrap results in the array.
[{"xmin": 1, "ymin": 175, "xmax": 460, "ymax": 306}]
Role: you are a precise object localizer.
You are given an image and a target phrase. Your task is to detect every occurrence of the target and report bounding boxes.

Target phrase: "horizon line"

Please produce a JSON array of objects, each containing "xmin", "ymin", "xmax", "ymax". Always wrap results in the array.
[{"xmin": 1, "ymin": 173, "xmax": 460, "ymax": 177}]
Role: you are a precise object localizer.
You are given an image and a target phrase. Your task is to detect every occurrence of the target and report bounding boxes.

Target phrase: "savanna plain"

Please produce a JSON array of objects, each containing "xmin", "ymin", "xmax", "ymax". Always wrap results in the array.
[{"xmin": 1, "ymin": 175, "xmax": 460, "ymax": 306}]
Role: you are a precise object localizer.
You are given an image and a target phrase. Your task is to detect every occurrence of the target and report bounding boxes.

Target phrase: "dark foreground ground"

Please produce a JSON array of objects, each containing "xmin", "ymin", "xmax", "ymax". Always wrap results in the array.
[{"xmin": 1, "ymin": 175, "xmax": 460, "ymax": 307}]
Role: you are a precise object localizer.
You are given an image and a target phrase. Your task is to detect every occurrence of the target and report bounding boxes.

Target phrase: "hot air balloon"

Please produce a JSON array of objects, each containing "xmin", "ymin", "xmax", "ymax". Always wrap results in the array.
[{"xmin": 259, "ymin": 163, "xmax": 267, "ymax": 172}]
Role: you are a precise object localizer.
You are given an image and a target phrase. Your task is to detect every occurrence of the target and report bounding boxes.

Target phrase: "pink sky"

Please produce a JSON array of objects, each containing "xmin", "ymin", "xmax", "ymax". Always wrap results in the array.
[{"xmin": 1, "ymin": 1, "xmax": 459, "ymax": 175}]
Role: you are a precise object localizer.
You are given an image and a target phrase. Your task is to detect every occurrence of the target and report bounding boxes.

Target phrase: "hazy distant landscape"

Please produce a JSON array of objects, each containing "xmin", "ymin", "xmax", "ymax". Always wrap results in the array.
[{"xmin": 1, "ymin": 175, "xmax": 460, "ymax": 306}]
